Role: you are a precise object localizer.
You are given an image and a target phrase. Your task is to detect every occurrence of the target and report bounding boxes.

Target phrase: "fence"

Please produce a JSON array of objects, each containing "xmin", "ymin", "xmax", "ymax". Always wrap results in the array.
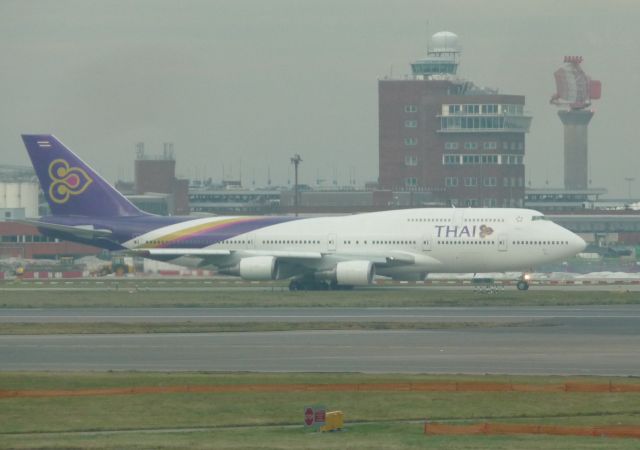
[
  {"xmin": 2, "ymin": 381, "xmax": 640, "ymax": 399},
  {"xmin": 424, "ymin": 422, "xmax": 640, "ymax": 439}
]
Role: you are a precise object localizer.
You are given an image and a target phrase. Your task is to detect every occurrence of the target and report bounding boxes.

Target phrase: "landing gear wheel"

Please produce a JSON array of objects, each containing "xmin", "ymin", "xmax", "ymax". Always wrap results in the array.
[
  {"xmin": 516, "ymin": 280, "xmax": 529, "ymax": 291},
  {"xmin": 289, "ymin": 280, "xmax": 302, "ymax": 291},
  {"xmin": 328, "ymin": 281, "xmax": 353, "ymax": 291}
]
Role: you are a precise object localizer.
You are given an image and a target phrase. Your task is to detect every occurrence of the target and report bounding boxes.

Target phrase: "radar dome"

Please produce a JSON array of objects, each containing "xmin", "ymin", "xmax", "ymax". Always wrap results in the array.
[{"xmin": 429, "ymin": 31, "xmax": 460, "ymax": 54}]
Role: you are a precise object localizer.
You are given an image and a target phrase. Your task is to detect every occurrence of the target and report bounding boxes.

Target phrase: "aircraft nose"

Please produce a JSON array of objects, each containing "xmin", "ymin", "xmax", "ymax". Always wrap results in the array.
[{"xmin": 570, "ymin": 233, "xmax": 587, "ymax": 254}]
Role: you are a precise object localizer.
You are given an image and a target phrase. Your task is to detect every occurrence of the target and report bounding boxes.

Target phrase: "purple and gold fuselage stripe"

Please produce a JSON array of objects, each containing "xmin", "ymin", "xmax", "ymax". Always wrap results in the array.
[
  {"xmin": 157, "ymin": 217, "xmax": 255, "ymax": 247},
  {"xmin": 145, "ymin": 216, "xmax": 297, "ymax": 248}
]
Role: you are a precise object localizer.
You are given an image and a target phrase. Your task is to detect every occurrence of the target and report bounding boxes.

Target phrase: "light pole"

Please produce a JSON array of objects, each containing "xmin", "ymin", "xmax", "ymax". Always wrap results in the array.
[
  {"xmin": 290, "ymin": 154, "xmax": 302, "ymax": 216},
  {"xmin": 625, "ymin": 177, "xmax": 635, "ymax": 200}
]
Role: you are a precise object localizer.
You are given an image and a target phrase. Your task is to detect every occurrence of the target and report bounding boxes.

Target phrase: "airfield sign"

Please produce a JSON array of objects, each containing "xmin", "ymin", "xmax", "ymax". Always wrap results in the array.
[{"xmin": 303, "ymin": 405, "xmax": 326, "ymax": 428}]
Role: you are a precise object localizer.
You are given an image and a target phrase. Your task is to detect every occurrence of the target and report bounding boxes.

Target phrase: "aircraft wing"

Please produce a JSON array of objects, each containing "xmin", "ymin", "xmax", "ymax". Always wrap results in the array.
[
  {"xmin": 131, "ymin": 248, "xmax": 232, "ymax": 257},
  {"xmin": 130, "ymin": 248, "xmax": 322, "ymax": 259},
  {"xmin": 243, "ymin": 250, "xmax": 323, "ymax": 259},
  {"xmin": 10, "ymin": 219, "xmax": 114, "ymax": 239},
  {"xmin": 130, "ymin": 248, "xmax": 413, "ymax": 263}
]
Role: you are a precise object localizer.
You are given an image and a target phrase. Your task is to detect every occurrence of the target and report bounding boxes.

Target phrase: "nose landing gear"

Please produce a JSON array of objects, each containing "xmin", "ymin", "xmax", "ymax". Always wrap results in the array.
[{"xmin": 517, "ymin": 273, "xmax": 531, "ymax": 291}]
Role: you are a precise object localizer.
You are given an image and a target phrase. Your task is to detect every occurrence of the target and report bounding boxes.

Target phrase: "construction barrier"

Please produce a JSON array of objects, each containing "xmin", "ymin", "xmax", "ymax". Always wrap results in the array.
[
  {"xmin": 424, "ymin": 422, "xmax": 640, "ymax": 439},
  {"xmin": 320, "ymin": 411, "xmax": 344, "ymax": 432},
  {"xmin": 2, "ymin": 381, "xmax": 640, "ymax": 399}
]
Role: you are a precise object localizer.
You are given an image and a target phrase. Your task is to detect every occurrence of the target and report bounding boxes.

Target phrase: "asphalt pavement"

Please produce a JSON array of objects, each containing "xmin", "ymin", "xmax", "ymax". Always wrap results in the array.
[{"xmin": 1, "ymin": 305, "xmax": 639, "ymax": 375}]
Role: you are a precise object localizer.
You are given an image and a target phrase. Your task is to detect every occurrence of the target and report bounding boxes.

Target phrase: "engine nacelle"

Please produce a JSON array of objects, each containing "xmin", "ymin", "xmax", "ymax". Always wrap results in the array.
[
  {"xmin": 238, "ymin": 256, "xmax": 279, "ymax": 281},
  {"xmin": 335, "ymin": 260, "xmax": 375, "ymax": 286}
]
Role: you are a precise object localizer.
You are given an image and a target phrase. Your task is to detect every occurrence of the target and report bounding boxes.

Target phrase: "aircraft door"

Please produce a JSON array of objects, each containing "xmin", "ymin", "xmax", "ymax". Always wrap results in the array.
[
  {"xmin": 327, "ymin": 233, "xmax": 337, "ymax": 252},
  {"xmin": 498, "ymin": 234, "xmax": 508, "ymax": 252},
  {"xmin": 452, "ymin": 209, "xmax": 464, "ymax": 226},
  {"xmin": 421, "ymin": 234, "xmax": 432, "ymax": 251}
]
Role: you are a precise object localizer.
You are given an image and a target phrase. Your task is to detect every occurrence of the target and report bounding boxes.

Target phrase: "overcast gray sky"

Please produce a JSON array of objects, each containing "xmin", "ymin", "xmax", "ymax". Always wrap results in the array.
[{"xmin": 1, "ymin": 0, "xmax": 639, "ymax": 195}]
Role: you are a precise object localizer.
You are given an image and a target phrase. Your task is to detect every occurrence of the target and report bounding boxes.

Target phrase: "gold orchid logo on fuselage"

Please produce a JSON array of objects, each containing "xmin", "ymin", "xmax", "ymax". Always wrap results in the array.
[
  {"xmin": 479, "ymin": 224, "xmax": 494, "ymax": 238},
  {"xmin": 48, "ymin": 159, "xmax": 93, "ymax": 204}
]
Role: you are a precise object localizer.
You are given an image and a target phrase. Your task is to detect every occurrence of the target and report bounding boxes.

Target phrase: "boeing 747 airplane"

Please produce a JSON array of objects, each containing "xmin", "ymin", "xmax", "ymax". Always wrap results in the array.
[{"xmin": 20, "ymin": 135, "xmax": 586, "ymax": 290}]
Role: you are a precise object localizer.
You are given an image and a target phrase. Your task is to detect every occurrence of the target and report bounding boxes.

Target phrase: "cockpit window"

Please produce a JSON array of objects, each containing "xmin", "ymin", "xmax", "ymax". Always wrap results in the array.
[{"xmin": 531, "ymin": 215, "xmax": 549, "ymax": 221}]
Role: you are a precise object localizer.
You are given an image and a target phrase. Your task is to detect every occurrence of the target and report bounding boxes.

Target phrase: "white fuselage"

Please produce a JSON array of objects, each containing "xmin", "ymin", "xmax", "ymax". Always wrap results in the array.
[{"xmin": 125, "ymin": 208, "xmax": 586, "ymax": 280}]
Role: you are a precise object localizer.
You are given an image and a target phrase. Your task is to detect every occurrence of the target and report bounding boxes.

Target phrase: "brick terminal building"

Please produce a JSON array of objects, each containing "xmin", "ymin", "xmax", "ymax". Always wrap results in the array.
[
  {"xmin": 0, "ymin": 222, "xmax": 98, "ymax": 259},
  {"xmin": 379, "ymin": 31, "xmax": 532, "ymax": 207}
]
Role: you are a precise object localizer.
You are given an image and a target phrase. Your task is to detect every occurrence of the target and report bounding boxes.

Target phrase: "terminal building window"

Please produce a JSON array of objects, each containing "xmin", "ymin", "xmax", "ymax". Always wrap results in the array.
[
  {"xmin": 442, "ymin": 154, "xmax": 499, "ymax": 165},
  {"xmin": 502, "ymin": 155, "xmax": 523, "ymax": 165},
  {"xmin": 502, "ymin": 104, "xmax": 523, "ymax": 115},
  {"xmin": 404, "ymin": 120, "xmax": 418, "ymax": 128},
  {"xmin": 463, "ymin": 104, "xmax": 480, "ymax": 114},
  {"xmin": 483, "ymin": 177, "xmax": 497, "ymax": 187},
  {"xmin": 443, "ymin": 154, "xmax": 460, "ymax": 165},
  {"xmin": 442, "ymin": 116, "xmax": 505, "ymax": 131},
  {"xmin": 481, "ymin": 104, "xmax": 498, "ymax": 114},
  {"xmin": 462, "ymin": 155, "xmax": 481, "ymax": 164},
  {"xmin": 464, "ymin": 177, "xmax": 478, "ymax": 187},
  {"xmin": 445, "ymin": 177, "xmax": 458, "ymax": 187},
  {"xmin": 404, "ymin": 137, "xmax": 418, "ymax": 146},
  {"xmin": 443, "ymin": 103, "xmax": 523, "ymax": 116},
  {"xmin": 404, "ymin": 155, "xmax": 418, "ymax": 166},
  {"xmin": 404, "ymin": 104, "xmax": 418, "ymax": 113}
]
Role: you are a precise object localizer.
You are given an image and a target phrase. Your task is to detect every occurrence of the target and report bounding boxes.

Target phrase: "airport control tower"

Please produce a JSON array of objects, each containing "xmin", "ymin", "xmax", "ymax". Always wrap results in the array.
[
  {"xmin": 551, "ymin": 56, "xmax": 601, "ymax": 190},
  {"xmin": 379, "ymin": 31, "xmax": 532, "ymax": 207}
]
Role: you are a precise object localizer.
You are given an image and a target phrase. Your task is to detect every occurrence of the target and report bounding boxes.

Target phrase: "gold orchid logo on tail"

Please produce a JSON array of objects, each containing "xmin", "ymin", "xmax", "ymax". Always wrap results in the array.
[{"xmin": 48, "ymin": 159, "xmax": 93, "ymax": 204}]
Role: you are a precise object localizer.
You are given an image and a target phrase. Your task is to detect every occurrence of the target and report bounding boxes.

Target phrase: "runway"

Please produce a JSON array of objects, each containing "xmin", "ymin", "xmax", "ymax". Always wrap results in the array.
[
  {"xmin": 3, "ymin": 305, "xmax": 640, "ymax": 323},
  {"xmin": 1, "ymin": 305, "xmax": 640, "ymax": 375},
  {"xmin": 2, "ymin": 284, "xmax": 640, "ymax": 292}
]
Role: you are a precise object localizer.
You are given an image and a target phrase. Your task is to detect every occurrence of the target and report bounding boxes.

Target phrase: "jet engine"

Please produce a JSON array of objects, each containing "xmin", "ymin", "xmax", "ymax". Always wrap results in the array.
[
  {"xmin": 222, "ymin": 256, "xmax": 280, "ymax": 281},
  {"xmin": 335, "ymin": 260, "xmax": 375, "ymax": 285}
]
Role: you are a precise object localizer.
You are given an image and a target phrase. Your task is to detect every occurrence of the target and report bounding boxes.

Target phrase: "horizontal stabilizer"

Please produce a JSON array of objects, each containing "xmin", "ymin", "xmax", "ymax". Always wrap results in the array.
[{"xmin": 11, "ymin": 219, "xmax": 113, "ymax": 239}]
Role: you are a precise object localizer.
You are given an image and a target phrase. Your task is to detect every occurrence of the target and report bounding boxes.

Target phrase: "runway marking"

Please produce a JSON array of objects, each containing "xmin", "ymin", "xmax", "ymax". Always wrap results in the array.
[{"xmin": 2, "ymin": 315, "xmax": 640, "ymax": 320}]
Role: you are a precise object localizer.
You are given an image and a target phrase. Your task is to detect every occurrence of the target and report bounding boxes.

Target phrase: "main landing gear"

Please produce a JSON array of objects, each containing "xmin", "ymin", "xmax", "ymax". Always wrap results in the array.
[
  {"xmin": 288, "ymin": 277, "xmax": 353, "ymax": 291},
  {"xmin": 517, "ymin": 273, "xmax": 531, "ymax": 291}
]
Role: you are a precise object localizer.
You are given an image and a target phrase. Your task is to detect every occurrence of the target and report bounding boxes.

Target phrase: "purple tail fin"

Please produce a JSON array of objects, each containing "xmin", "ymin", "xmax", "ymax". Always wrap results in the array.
[{"xmin": 22, "ymin": 134, "xmax": 146, "ymax": 217}]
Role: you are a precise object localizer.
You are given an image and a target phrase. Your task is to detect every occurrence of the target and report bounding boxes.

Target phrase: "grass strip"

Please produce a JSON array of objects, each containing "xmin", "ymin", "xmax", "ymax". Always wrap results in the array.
[
  {"xmin": 1, "ymin": 288, "xmax": 639, "ymax": 308},
  {"xmin": 1, "ymin": 372, "xmax": 640, "ymax": 448},
  {"xmin": 3, "ymin": 380, "xmax": 640, "ymax": 399},
  {"xmin": 6, "ymin": 372, "xmax": 640, "ymax": 391},
  {"xmin": 5, "ymin": 422, "xmax": 640, "ymax": 450},
  {"xmin": 0, "ymin": 320, "xmax": 542, "ymax": 335}
]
